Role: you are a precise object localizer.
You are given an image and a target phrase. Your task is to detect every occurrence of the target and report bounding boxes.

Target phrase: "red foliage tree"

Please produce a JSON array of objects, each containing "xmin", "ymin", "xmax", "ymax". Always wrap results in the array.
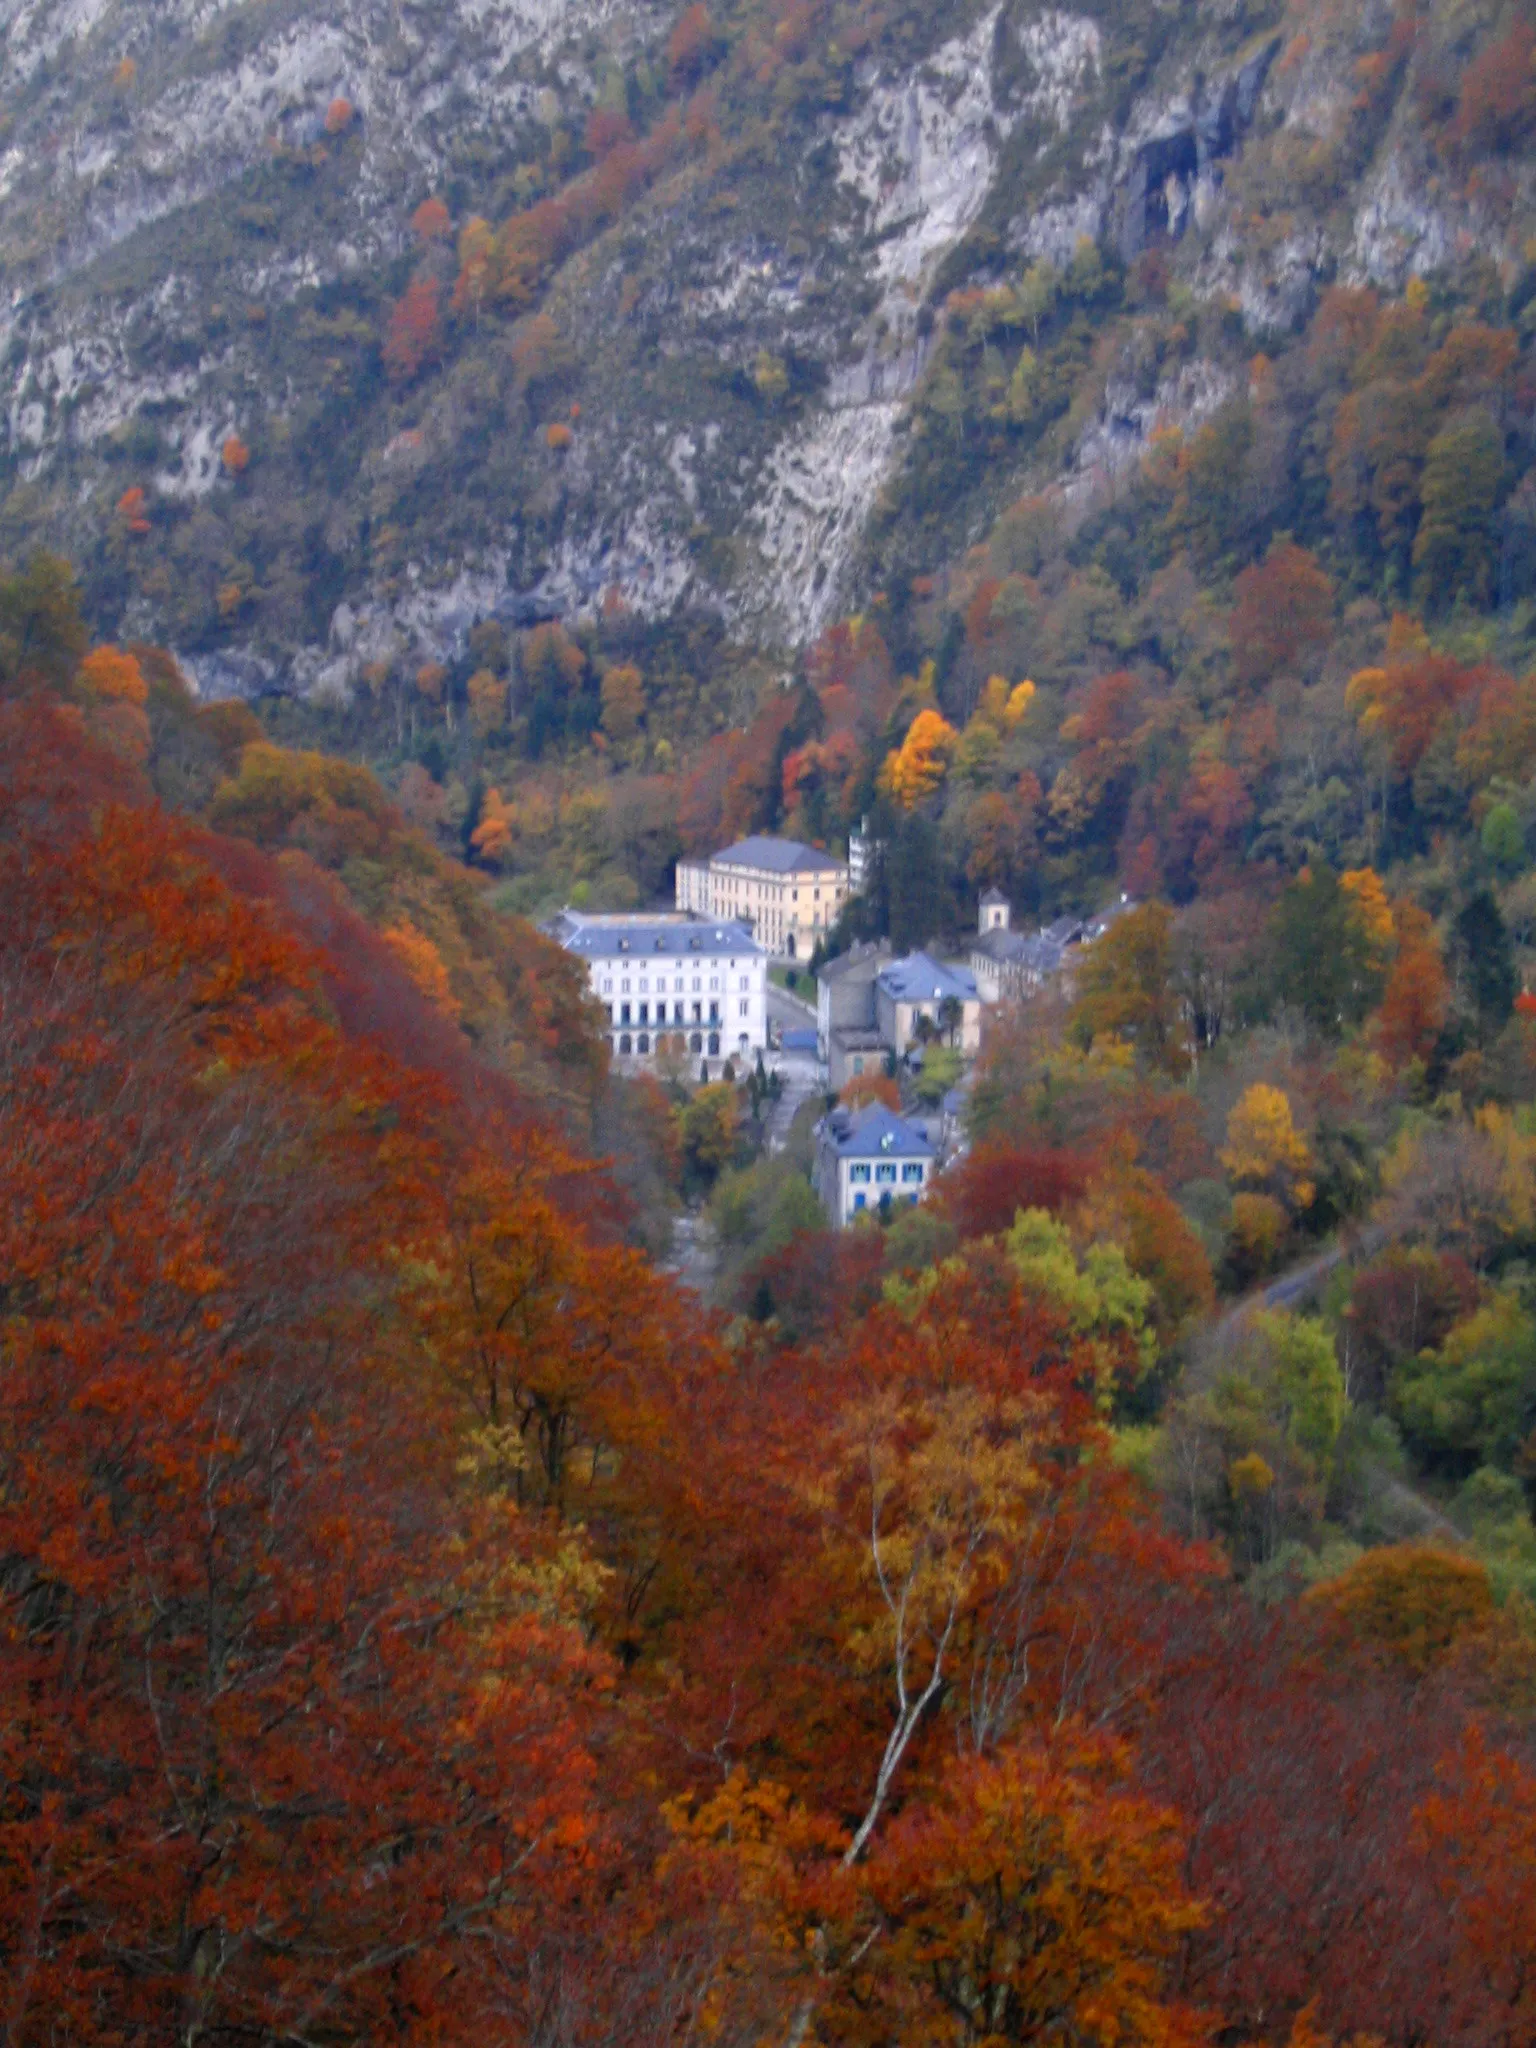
[
  {"xmin": 936, "ymin": 1143, "xmax": 1092, "ymax": 1241},
  {"xmin": 1230, "ymin": 540, "xmax": 1334, "ymax": 689},
  {"xmin": 383, "ymin": 276, "xmax": 441, "ymax": 384}
]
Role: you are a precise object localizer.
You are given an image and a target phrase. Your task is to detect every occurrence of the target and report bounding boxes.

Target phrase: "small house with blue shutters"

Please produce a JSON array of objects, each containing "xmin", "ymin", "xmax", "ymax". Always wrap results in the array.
[{"xmin": 813, "ymin": 1102, "xmax": 936, "ymax": 1227}]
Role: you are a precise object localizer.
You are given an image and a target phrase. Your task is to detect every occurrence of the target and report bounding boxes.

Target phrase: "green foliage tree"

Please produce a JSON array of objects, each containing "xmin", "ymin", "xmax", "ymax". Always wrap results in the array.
[
  {"xmin": 680, "ymin": 1082, "xmax": 740, "ymax": 1189},
  {"xmin": 0, "ymin": 553, "xmax": 88, "ymax": 690},
  {"xmin": 1069, "ymin": 903, "xmax": 1186, "ymax": 1074},
  {"xmin": 1413, "ymin": 410, "xmax": 1504, "ymax": 611},
  {"xmin": 1482, "ymin": 802, "xmax": 1525, "ymax": 875},
  {"xmin": 1267, "ymin": 863, "xmax": 1381, "ymax": 1035},
  {"xmin": 1455, "ymin": 889, "xmax": 1518, "ymax": 1033},
  {"xmin": 1394, "ymin": 1291, "xmax": 1536, "ymax": 1475}
]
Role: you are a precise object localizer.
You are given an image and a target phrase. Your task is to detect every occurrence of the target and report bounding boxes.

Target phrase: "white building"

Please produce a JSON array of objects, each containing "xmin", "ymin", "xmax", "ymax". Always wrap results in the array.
[
  {"xmin": 554, "ymin": 912, "xmax": 767, "ymax": 1065},
  {"xmin": 675, "ymin": 834, "xmax": 849, "ymax": 959},
  {"xmin": 813, "ymin": 1102, "xmax": 935, "ymax": 1227}
]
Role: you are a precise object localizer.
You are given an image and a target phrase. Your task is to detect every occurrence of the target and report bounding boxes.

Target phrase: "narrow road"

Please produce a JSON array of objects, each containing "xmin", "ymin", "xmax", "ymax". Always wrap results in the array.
[{"xmin": 764, "ymin": 1051, "xmax": 822, "ymax": 1153}]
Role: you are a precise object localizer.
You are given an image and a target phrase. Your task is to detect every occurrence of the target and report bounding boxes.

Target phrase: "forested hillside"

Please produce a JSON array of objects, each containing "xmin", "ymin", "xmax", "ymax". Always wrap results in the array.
[
  {"xmin": 7, "ymin": 609, "xmax": 1536, "ymax": 2046},
  {"xmin": 9, "ymin": 0, "xmax": 1536, "ymax": 2035}
]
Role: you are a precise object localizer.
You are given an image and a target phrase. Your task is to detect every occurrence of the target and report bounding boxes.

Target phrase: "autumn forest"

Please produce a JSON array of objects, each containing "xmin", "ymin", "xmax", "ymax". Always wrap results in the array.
[{"xmin": 9, "ymin": 0, "xmax": 1536, "ymax": 2037}]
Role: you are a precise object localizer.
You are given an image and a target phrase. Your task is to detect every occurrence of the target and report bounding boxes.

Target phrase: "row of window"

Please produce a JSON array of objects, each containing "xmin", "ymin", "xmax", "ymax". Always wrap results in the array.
[
  {"xmin": 848, "ymin": 1162, "xmax": 925, "ymax": 1185},
  {"xmin": 599, "ymin": 974, "xmax": 751, "ymax": 995},
  {"xmin": 616, "ymin": 1031, "xmax": 721, "ymax": 1057},
  {"xmin": 613, "ymin": 999, "xmax": 721, "ymax": 1025},
  {"xmin": 612, "ymin": 1032, "xmax": 756, "ymax": 1058},
  {"xmin": 851, "ymin": 1192, "xmax": 921, "ymax": 1212}
]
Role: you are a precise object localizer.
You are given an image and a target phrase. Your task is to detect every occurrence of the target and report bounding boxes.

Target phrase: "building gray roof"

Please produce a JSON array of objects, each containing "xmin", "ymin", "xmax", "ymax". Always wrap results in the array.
[
  {"xmin": 877, "ymin": 951, "xmax": 979, "ymax": 1005},
  {"xmin": 817, "ymin": 940, "xmax": 892, "ymax": 985},
  {"xmin": 972, "ymin": 929, "xmax": 1029, "ymax": 964},
  {"xmin": 558, "ymin": 916, "xmax": 761, "ymax": 960},
  {"xmin": 818, "ymin": 1102, "xmax": 935, "ymax": 1160},
  {"xmin": 715, "ymin": 834, "xmax": 846, "ymax": 875},
  {"xmin": 979, "ymin": 886, "xmax": 1009, "ymax": 907}
]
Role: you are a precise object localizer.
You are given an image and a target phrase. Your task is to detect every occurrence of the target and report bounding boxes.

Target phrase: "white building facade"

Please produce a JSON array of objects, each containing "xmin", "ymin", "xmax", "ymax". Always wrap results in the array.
[
  {"xmin": 813, "ymin": 1103, "xmax": 935, "ymax": 1227},
  {"xmin": 555, "ymin": 912, "xmax": 767, "ymax": 1065},
  {"xmin": 675, "ymin": 835, "xmax": 849, "ymax": 959}
]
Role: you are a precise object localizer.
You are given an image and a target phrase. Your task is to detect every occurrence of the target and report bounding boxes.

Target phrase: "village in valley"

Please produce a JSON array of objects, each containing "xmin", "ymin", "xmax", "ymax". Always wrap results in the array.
[{"xmin": 549, "ymin": 831, "xmax": 1131, "ymax": 1239}]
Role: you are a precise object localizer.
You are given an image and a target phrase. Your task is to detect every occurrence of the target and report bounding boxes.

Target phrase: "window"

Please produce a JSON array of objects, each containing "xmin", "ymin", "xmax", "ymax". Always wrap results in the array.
[
  {"xmin": 853, "ymin": 1192, "xmax": 866, "ymax": 1211},
  {"xmin": 876, "ymin": 1163, "xmax": 897, "ymax": 1184},
  {"xmin": 637, "ymin": 1034, "xmax": 649, "ymax": 1054},
  {"xmin": 849, "ymin": 1164, "xmax": 871, "ymax": 1184},
  {"xmin": 709, "ymin": 1000, "xmax": 719, "ymax": 1021},
  {"xmin": 674, "ymin": 977, "xmax": 684, "ymax": 991},
  {"xmin": 852, "ymin": 1056, "xmax": 864, "ymax": 1076},
  {"xmin": 639, "ymin": 978, "xmax": 649, "ymax": 993},
  {"xmin": 620, "ymin": 1002, "xmax": 631, "ymax": 1025},
  {"xmin": 692, "ymin": 977, "xmax": 701, "ymax": 992},
  {"xmin": 739, "ymin": 999, "xmax": 749, "ymax": 1018},
  {"xmin": 901, "ymin": 1163, "xmax": 924, "ymax": 1184},
  {"xmin": 601, "ymin": 979, "xmax": 612, "ymax": 994},
  {"xmin": 707, "ymin": 1032, "xmax": 720, "ymax": 1055},
  {"xmin": 689, "ymin": 1032, "xmax": 702, "ymax": 1053},
  {"xmin": 619, "ymin": 1034, "xmax": 632, "ymax": 1054},
  {"xmin": 739, "ymin": 976, "xmax": 749, "ymax": 991},
  {"xmin": 709, "ymin": 976, "xmax": 720, "ymax": 991},
  {"xmin": 639, "ymin": 1002, "xmax": 649, "ymax": 1024},
  {"xmin": 692, "ymin": 1001, "xmax": 702, "ymax": 1022},
  {"xmin": 621, "ymin": 979, "xmax": 630, "ymax": 994}
]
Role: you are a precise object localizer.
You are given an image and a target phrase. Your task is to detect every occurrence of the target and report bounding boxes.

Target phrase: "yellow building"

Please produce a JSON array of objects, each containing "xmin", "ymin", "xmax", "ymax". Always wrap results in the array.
[{"xmin": 676, "ymin": 835, "xmax": 849, "ymax": 959}]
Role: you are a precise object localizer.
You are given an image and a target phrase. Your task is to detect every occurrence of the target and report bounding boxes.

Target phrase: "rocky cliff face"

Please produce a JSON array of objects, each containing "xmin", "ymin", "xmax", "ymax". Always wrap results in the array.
[{"xmin": 0, "ymin": 0, "xmax": 1527, "ymax": 697}]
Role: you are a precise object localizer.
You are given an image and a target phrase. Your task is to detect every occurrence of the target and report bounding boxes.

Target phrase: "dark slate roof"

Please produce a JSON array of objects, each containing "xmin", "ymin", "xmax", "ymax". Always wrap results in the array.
[
  {"xmin": 1042, "ymin": 916, "xmax": 1086, "ymax": 947},
  {"xmin": 876, "ymin": 951, "xmax": 979, "ymax": 1004},
  {"xmin": 817, "ymin": 941, "xmax": 892, "ymax": 985},
  {"xmin": 1015, "ymin": 935, "xmax": 1066, "ymax": 976},
  {"xmin": 979, "ymin": 886, "xmax": 1009, "ymax": 906},
  {"xmin": 559, "ymin": 917, "xmax": 761, "ymax": 960},
  {"xmin": 715, "ymin": 834, "xmax": 845, "ymax": 874},
  {"xmin": 819, "ymin": 1102, "xmax": 935, "ymax": 1160},
  {"xmin": 972, "ymin": 929, "xmax": 1029, "ymax": 964}
]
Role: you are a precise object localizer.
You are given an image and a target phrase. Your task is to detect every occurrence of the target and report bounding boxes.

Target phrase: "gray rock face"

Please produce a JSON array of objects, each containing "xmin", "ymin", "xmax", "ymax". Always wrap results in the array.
[{"xmin": 0, "ymin": 0, "xmax": 1523, "ymax": 696}]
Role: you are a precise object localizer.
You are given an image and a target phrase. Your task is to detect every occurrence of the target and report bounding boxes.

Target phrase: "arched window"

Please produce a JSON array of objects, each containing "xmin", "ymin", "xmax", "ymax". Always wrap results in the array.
[
  {"xmin": 689, "ymin": 1032, "xmax": 702, "ymax": 1054},
  {"xmin": 619, "ymin": 1034, "xmax": 632, "ymax": 1055},
  {"xmin": 707, "ymin": 1032, "xmax": 720, "ymax": 1056},
  {"xmin": 637, "ymin": 1033, "xmax": 650, "ymax": 1054}
]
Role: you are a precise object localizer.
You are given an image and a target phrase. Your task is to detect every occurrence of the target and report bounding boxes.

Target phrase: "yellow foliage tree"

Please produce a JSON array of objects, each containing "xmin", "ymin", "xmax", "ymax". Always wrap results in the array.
[
  {"xmin": 470, "ymin": 787, "xmax": 513, "ymax": 866},
  {"xmin": 599, "ymin": 663, "xmax": 645, "ymax": 744},
  {"xmin": 1221, "ymin": 1083, "xmax": 1315, "ymax": 1211},
  {"xmin": 1004, "ymin": 677, "xmax": 1035, "ymax": 726},
  {"xmin": 1340, "ymin": 867, "xmax": 1394, "ymax": 957},
  {"xmin": 78, "ymin": 643, "xmax": 150, "ymax": 763},
  {"xmin": 79, "ymin": 644, "xmax": 148, "ymax": 706},
  {"xmin": 381, "ymin": 920, "xmax": 461, "ymax": 1021},
  {"xmin": 466, "ymin": 668, "xmax": 506, "ymax": 737},
  {"xmin": 882, "ymin": 707, "xmax": 957, "ymax": 809}
]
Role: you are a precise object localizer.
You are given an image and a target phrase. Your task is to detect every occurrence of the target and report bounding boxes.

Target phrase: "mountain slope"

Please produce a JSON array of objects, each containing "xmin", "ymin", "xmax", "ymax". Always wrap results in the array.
[{"xmin": 4, "ymin": 0, "xmax": 1529, "ymax": 698}]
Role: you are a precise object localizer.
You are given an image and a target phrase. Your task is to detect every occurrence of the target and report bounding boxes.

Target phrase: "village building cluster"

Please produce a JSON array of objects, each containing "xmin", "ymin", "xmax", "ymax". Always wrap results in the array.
[{"xmin": 549, "ymin": 834, "xmax": 1131, "ymax": 1229}]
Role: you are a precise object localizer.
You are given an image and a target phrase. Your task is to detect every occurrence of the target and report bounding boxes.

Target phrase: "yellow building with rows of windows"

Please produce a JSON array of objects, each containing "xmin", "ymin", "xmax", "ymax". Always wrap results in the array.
[{"xmin": 675, "ymin": 835, "xmax": 849, "ymax": 959}]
